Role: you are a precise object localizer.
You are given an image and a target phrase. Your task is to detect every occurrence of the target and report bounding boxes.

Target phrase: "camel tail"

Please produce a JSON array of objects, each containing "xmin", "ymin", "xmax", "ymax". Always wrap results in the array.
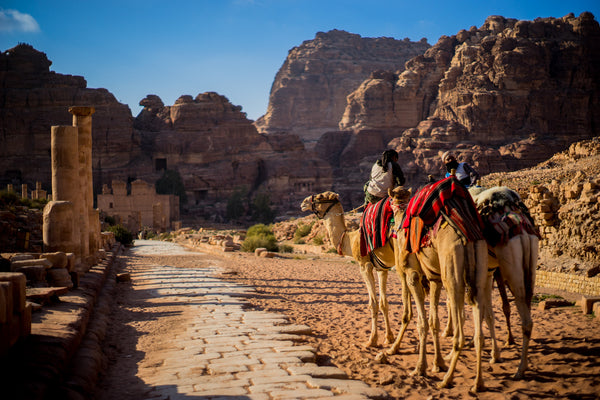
[
  {"xmin": 464, "ymin": 241, "xmax": 477, "ymax": 305},
  {"xmin": 523, "ymin": 234, "xmax": 540, "ymax": 307}
]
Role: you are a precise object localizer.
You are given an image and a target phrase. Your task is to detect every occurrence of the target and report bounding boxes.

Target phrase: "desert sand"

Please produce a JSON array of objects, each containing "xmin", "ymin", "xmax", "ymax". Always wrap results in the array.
[{"xmin": 217, "ymin": 249, "xmax": 600, "ymax": 399}]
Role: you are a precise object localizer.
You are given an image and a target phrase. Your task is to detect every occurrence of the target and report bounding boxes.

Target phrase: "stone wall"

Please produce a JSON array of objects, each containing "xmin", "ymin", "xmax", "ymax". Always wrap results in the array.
[
  {"xmin": 537, "ymin": 270, "xmax": 600, "ymax": 296},
  {"xmin": 97, "ymin": 179, "xmax": 179, "ymax": 233}
]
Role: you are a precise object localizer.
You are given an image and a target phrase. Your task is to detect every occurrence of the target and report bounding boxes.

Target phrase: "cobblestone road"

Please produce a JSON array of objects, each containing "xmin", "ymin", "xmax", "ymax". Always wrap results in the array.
[{"xmin": 97, "ymin": 240, "xmax": 387, "ymax": 400}]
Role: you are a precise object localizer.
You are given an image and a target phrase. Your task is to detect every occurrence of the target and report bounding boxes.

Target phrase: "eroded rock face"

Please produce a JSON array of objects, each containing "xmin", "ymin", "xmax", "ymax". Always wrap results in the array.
[
  {"xmin": 134, "ymin": 93, "xmax": 332, "ymax": 218},
  {"xmin": 335, "ymin": 12, "xmax": 600, "ymax": 192},
  {"xmin": 0, "ymin": 44, "xmax": 137, "ymax": 192},
  {"xmin": 255, "ymin": 30, "xmax": 430, "ymax": 145}
]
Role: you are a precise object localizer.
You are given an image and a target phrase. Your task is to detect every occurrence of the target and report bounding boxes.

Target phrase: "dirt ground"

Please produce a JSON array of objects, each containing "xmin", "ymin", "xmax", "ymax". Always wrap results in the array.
[{"xmin": 216, "ymin": 249, "xmax": 600, "ymax": 400}]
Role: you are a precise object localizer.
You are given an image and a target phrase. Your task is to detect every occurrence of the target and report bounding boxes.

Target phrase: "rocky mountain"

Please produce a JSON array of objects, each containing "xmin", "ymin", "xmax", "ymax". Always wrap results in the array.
[
  {"xmin": 0, "ymin": 44, "xmax": 137, "ymax": 193},
  {"xmin": 0, "ymin": 44, "xmax": 332, "ymax": 220},
  {"xmin": 255, "ymin": 29, "xmax": 430, "ymax": 145},
  {"xmin": 326, "ymin": 12, "xmax": 600, "ymax": 204}
]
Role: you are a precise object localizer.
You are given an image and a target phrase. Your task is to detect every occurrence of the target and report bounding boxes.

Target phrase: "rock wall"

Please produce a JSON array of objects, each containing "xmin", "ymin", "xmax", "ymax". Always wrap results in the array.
[
  {"xmin": 328, "ymin": 12, "xmax": 600, "ymax": 200},
  {"xmin": 0, "ymin": 44, "xmax": 138, "ymax": 194},
  {"xmin": 255, "ymin": 30, "xmax": 430, "ymax": 145}
]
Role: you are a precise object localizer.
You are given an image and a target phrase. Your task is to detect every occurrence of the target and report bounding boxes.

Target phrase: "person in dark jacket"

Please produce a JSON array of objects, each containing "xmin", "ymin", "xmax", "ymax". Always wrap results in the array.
[{"xmin": 441, "ymin": 151, "xmax": 480, "ymax": 187}]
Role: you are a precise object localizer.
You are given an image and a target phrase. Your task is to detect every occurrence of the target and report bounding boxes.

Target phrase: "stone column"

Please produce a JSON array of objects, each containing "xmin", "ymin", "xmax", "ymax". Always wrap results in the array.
[
  {"xmin": 69, "ymin": 106, "xmax": 96, "ymax": 257},
  {"xmin": 21, "ymin": 184, "xmax": 27, "ymax": 199},
  {"xmin": 48, "ymin": 125, "xmax": 81, "ymax": 255}
]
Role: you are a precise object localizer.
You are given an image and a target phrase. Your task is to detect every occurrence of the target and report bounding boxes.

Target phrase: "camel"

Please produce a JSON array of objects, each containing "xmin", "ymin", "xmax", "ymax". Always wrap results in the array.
[
  {"xmin": 300, "ymin": 191, "xmax": 397, "ymax": 348},
  {"xmin": 387, "ymin": 183, "xmax": 494, "ymax": 393},
  {"xmin": 468, "ymin": 186, "xmax": 540, "ymax": 380}
]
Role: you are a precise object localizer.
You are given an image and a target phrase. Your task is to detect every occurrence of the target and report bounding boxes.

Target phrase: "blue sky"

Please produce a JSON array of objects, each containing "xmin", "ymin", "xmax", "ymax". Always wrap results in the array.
[{"xmin": 1, "ymin": 1, "xmax": 598, "ymax": 121}]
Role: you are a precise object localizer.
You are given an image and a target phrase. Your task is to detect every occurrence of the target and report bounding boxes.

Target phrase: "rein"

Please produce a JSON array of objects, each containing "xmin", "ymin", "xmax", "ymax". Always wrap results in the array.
[{"xmin": 310, "ymin": 195, "xmax": 340, "ymax": 219}]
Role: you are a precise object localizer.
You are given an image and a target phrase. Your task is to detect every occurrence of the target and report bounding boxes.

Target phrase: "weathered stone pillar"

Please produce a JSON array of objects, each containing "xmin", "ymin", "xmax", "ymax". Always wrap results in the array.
[
  {"xmin": 43, "ymin": 201, "xmax": 77, "ymax": 254},
  {"xmin": 69, "ymin": 106, "xmax": 95, "ymax": 257},
  {"xmin": 6, "ymin": 184, "xmax": 13, "ymax": 193},
  {"xmin": 21, "ymin": 184, "xmax": 27, "ymax": 199},
  {"xmin": 50, "ymin": 125, "xmax": 81, "ymax": 256}
]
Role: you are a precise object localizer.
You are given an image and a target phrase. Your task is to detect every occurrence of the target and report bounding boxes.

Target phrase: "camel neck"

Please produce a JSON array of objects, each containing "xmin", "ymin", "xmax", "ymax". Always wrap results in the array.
[{"xmin": 323, "ymin": 204, "xmax": 348, "ymax": 255}]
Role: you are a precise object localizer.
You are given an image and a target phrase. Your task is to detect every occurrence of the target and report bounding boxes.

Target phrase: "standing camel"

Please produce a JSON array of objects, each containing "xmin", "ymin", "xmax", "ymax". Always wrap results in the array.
[
  {"xmin": 469, "ymin": 186, "xmax": 540, "ymax": 380},
  {"xmin": 300, "ymin": 192, "xmax": 397, "ymax": 348},
  {"xmin": 387, "ymin": 180, "xmax": 494, "ymax": 393}
]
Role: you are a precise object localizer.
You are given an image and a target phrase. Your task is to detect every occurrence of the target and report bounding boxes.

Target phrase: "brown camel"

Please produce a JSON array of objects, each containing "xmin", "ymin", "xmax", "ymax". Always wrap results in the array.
[
  {"xmin": 300, "ymin": 192, "xmax": 396, "ymax": 348},
  {"xmin": 469, "ymin": 186, "xmax": 540, "ymax": 380},
  {"xmin": 387, "ymin": 185, "xmax": 493, "ymax": 393}
]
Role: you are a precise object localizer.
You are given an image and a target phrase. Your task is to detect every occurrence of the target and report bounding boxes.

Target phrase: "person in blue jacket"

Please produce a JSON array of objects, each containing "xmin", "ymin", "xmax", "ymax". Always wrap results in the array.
[{"xmin": 441, "ymin": 150, "xmax": 480, "ymax": 187}]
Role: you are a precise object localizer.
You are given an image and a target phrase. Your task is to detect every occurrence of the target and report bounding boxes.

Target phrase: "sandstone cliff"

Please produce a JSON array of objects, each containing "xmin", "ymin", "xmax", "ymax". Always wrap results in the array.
[
  {"xmin": 0, "ymin": 44, "xmax": 138, "ymax": 193},
  {"xmin": 134, "ymin": 93, "xmax": 332, "ymax": 219},
  {"xmin": 255, "ymin": 30, "xmax": 430, "ymax": 145},
  {"xmin": 0, "ymin": 44, "xmax": 332, "ymax": 221},
  {"xmin": 332, "ymin": 12, "xmax": 600, "ymax": 195}
]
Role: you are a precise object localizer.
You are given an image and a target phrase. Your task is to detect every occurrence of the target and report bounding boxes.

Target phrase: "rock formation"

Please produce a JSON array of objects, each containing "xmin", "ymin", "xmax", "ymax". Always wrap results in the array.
[
  {"xmin": 0, "ymin": 44, "xmax": 137, "ymax": 193},
  {"xmin": 331, "ymin": 12, "xmax": 600, "ymax": 196},
  {"xmin": 255, "ymin": 30, "xmax": 430, "ymax": 145},
  {"xmin": 133, "ymin": 92, "xmax": 332, "ymax": 219},
  {"xmin": 0, "ymin": 45, "xmax": 332, "ymax": 220}
]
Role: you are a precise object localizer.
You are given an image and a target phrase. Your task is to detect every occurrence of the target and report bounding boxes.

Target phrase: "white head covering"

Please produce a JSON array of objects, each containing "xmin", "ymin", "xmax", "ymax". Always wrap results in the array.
[{"xmin": 441, "ymin": 151, "xmax": 456, "ymax": 163}]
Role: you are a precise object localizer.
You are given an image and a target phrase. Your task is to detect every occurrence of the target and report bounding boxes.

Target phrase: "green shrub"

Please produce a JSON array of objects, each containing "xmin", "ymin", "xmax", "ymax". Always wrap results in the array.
[
  {"xmin": 106, "ymin": 224, "xmax": 134, "ymax": 246},
  {"xmin": 251, "ymin": 192, "xmax": 275, "ymax": 224},
  {"xmin": 278, "ymin": 244, "xmax": 294, "ymax": 253},
  {"xmin": 227, "ymin": 187, "xmax": 248, "ymax": 221},
  {"xmin": 155, "ymin": 169, "xmax": 187, "ymax": 209},
  {"xmin": 312, "ymin": 234, "xmax": 324, "ymax": 245},
  {"xmin": 104, "ymin": 215, "xmax": 117, "ymax": 226},
  {"xmin": 242, "ymin": 223, "xmax": 278, "ymax": 252},
  {"xmin": 241, "ymin": 235, "xmax": 278, "ymax": 252}
]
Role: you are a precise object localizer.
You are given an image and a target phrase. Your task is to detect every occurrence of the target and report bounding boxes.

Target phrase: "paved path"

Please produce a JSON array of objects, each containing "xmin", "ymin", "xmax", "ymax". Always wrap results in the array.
[{"xmin": 100, "ymin": 240, "xmax": 387, "ymax": 400}]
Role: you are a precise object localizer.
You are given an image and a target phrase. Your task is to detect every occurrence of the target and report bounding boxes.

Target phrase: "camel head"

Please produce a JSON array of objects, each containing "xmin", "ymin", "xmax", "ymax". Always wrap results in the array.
[
  {"xmin": 300, "ymin": 191, "xmax": 340, "ymax": 219},
  {"xmin": 388, "ymin": 186, "xmax": 412, "ymax": 209}
]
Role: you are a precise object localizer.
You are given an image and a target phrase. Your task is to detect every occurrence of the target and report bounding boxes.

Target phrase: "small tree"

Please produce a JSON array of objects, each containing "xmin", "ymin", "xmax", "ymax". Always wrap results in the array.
[
  {"xmin": 155, "ymin": 169, "xmax": 187, "ymax": 208},
  {"xmin": 251, "ymin": 192, "xmax": 275, "ymax": 224},
  {"xmin": 226, "ymin": 187, "xmax": 248, "ymax": 221},
  {"xmin": 241, "ymin": 223, "xmax": 278, "ymax": 252}
]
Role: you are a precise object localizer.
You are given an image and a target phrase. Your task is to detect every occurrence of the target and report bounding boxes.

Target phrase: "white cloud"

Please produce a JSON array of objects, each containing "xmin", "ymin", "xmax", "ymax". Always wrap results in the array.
[{"xmin": 0, "ymin": 9, "xmax": 40, "ymax": 33}]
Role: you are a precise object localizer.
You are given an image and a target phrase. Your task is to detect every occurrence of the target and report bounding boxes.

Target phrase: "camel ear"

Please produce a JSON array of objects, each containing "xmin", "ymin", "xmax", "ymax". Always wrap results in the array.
[{"xmin": 388, "ymin": 188, "xmax": 393, "ymax": 197}]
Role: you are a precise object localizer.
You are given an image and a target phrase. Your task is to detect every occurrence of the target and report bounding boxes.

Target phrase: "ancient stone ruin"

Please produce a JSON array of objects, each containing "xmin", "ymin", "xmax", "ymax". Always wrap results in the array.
[
  {"xmin": 97, "ymin": 179, "xmax": 180, "ymax": 234},
  {"xmin": 0, "ymin": 106, "xmax": 117, "ymax": 355}
]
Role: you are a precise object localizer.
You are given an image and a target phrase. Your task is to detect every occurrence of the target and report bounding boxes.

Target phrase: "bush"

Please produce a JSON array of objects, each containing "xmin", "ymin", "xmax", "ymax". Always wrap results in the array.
[
  {"xmin": 155, "ymin": 169, "xmax": 187, "ymax": 208},
  {"xmin": 241, "ymin": 223, "xmax": 278, "ymax": 252},
  {"xmin": 106, "ymin": 224, "xmax": 134, "ymax": 246},
  {"xmin": 278, "ymin": 244, "xmax": 294, "ymax": 253},
  {"xmin": 293, "ymin": 222, "xmax": 313, "ymax": 244},
  {"xmin": 251, "ymin": 192, "xmax": 275, "ymax": 224},
  {"xmin": 312, "ymin": 234, "xmax": 324, "ymax": 245},
  {"xmin": 226, "ymin": 187, "xmax": 248, "ymax": 221}
]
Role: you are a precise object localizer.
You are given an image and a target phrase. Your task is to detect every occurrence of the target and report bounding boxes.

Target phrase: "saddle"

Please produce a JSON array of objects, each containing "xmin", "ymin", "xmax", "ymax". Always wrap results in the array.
[
  {"xmin": 359, "ymin": 197, "xmax": 395, "ymax": 257},
  {"xmin": 401, "ymin": 176, "xmax": 485, "ymax": 253}
]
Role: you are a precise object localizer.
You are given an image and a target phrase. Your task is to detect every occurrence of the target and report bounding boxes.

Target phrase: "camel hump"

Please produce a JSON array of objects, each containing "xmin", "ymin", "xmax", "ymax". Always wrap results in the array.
[{"xmin": 315, "ymin": 191, "xmax": 339, "ymax": 202}]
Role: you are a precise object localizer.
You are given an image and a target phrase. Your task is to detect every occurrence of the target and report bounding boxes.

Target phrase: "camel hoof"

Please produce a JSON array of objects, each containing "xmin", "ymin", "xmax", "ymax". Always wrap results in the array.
[
  {"xmin": 410, "ymin": 367, "xmax": 426, "ymax": 377},
  {"xmin": 469, "ymin": 382, "xmax": 485, "ymax": 394},
  {"xmin": 386, "ymin": 347, "xmax": 399, "ymax": 356},
  {"xmin": 513, "ymin": 371, "xmax": 525, "ymax": 380}
]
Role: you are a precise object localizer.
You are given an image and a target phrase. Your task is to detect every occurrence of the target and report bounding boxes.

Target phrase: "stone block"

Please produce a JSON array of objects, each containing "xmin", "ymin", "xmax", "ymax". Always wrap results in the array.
[
  {"xmin": 0, "ymin": 282, "xmax": 10, "ymax": 324},
  {"xmin": 538, "ymin": 299, "xmax": 574, "ymax": 310},
  {"xmin": 260, "ymin": 251, "xmax": 275, "ymax": 258},
  {"xmin": 66, "ymin": 253, "xmax": 76, "ymax": 272},
  {"xmin": 593, "ymin": 302, "xmax": 600, "ymax": 318},
  {"xmin": 46, "ymin": 268, "xmax": 74, "ymax": 289},
  {"xmin": 579, "ymin": 296, "xmax": 600, "ymax": 314},
  {"xmin": 20, "ymin": 302, "xmax": 32, "ymax": 337},
  {"xmin": 14, "ymin": 265, "xmax": 47, "ymax": 283},
  {"xmin": 9, "ymin": 254, "xmax": 36, "ymax": 262},
  {"xmin": 41, "ymin": 252, "xmax": 68, "ymax": 269},
  {"xmin": 10, "ymin": 258, "xmax": 52, "ymax": 271},
  {"xmin": 255, "ymin": 248, "xmax": 267, "ymax": 257},
  {"xmin": 0, "ymin": 273, "xmax": 26, "ymax": 313}
]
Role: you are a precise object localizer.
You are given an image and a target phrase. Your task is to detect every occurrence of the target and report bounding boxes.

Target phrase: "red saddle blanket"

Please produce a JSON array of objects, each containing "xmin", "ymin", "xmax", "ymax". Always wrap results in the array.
[
  {"xmin": 482, "ymin": 209, "xmax": 540, "ymax": 247},
  {"xmin": 360, "ymin": 197, "xmax": 395, "ymax": 257},
  {"xmin": 401, "ymin": 176, "xmax": 485, "ymax": 253}
]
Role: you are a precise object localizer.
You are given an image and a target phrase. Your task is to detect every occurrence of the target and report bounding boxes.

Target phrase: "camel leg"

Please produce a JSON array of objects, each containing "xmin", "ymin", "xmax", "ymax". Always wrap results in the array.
[
  {"xmin": 469, "ymin": 240, "xmax": 489, "ymax": 393},
  {"xmin": 406, "ymin": 269, "xmax": 428, "ymax": 376},
  {"xmin": 376, "ymin": 269, "xmax": 395, "ymax": 345},
  {"xmin": 387, "ymin": 268, "xmax": 412, "ymax": 355},
  {"xmin": 428, "ymin": 279, "xmax": 447, "ymax": 373},
  {"xmin": 442, "ymin": 304, "xmax": 453, "ymax": 337},
  {"xmin": 495, "ymin": 268, "xmax": 515, "ymax": 346},
  {"xmin": 485, "ymin": 268, "xmax": 501, "ymax": 364},
  {"xmin": 359, "ymin": 262, "xmax": 379, "ymax": 347},
  {"xmin": 438, "ymin": 248, "xmax": 465, "ymax": 389}
]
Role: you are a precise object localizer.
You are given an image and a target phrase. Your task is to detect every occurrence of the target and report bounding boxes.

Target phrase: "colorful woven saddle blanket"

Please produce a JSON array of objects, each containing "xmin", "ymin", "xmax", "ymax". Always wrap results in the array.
[
  {"xmin": 401, "ymin": 176, "xmax": 485, "ymax": 253},
  {"xmin": 481, "ymin": 208, "xmax": 540, "ymax": 247},
  {"xmin": 360, "ymin": 197, "xmax": 395, "ymax": 257}
]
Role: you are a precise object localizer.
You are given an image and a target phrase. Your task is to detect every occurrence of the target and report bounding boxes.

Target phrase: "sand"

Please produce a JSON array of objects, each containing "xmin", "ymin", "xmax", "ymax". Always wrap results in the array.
[{"xmin": 218, "ymin": 250, "xmax": 600, "ymax": 399}]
